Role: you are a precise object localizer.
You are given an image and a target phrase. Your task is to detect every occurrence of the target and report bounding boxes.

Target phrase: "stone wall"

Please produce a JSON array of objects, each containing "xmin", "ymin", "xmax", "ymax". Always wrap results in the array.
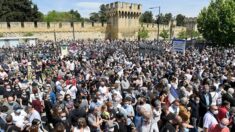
[
  {"xmin": 0, "ymin": 22, "xmax": 186, "ymax": 40},
  {"xmin": 0, "ymin": 22, "xmax": 107, "ymax": 40}
]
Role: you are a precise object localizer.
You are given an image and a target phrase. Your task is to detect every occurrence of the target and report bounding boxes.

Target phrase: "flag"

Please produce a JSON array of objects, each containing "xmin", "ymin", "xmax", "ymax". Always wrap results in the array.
[{"xmin": 168, "ymin": 85, "xmax": 179, "ymax": 103}]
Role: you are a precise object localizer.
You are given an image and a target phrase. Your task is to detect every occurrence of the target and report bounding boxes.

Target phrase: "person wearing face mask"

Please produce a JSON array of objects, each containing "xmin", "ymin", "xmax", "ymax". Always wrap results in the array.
[
  {"xmin": 188, "ymin": 94, "xmax": 200, "ymax": 131},
  {"xmin": 87, "ymin": 106, "xmax": 103, "ymax": 132},
  {"xmin": 55, "ymin": 94, "xmax": 66, "ymax": 111},
  {"xmin": 151, "ymin": 100, "xmax": 162, "ymax": 123},
  {"xmin": 203, "ymin": 105, "xmax": 219, "ymax": 132},
  {"xmin": 3, "ymin": 85, "xmax": 15, "ymax": 99},
  {"xmin": 20, "ymin": 91, "xmax": 30, "ymax": 108},
  {"xmin": 11, "ymin": 106, "xmax": 27, "ymax": 130},
  {"xmin": 199, "ymin": 84, "xmax": 212, "ymax": 127},
  {"xmin": 3, "ymin": 96, "xmax": 20, "ymax": 114},
  {"xmin": 222, "ymin": 88, "xmax": 235, "ymax": 107},
  {"xmin": 208, "ymin": 118, "xmax": 230, "ymax": 132},
  {"xmin": 73, "ymin": 117, "xmax": 90, "ymax": 132},
  {"xmin": 169, "ymin": 99, "xmax": 180, "ymax": 116},
  {"xmin": 59, "ymin": 111, "xmax": 71, "ymax": 132}
]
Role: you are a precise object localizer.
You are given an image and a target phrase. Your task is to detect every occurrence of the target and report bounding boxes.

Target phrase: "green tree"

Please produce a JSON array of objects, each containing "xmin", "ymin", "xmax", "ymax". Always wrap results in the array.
[
  {"xmin": 69, "ymin": 10, "xmax": 81, "ymax": 21},
  {"xmin": 0, "ymin": 33, "xmax": 3, "ymax": 37},
  {"xmin": 160, "ymin": 13, "xmax": 172, "ymax": 25},
  {"xmin": 176, "ymin": 14, "xmax": 185, "ymax": 26},
  {"xmin": 99, "ymin": 4, "xmax": 107, "ymax": 23},
  {"xmin": 89, "ymin": 12, "xmax": 100, "ymax": 22},
  {"xmin": 178, "ymin": 30, "xmax": 187, "ymax": 39},
  {"xmin": 44, "ymin": 10, "xmax": 81, "ymax": 22},
  {"xmin": 160, "ymin": 29, "xmax": 169, "ymax": 40},
  {"xmin": 138, "ymin": 28, "xmax": 149, "ymax": 40},
  {"xmin": 24, "ymin": 32, "xmax": 33, "ymax": 36},
  {"xmin": 140, "ymin": 11, "xmax": 153, "ymax": 23},
  {"xmin": 0, "ymin": 0, "xmax": 43, "ymax": 22},
  {"xmin": 197, "ymin": 0, "xmax": 235, "ymax": 45}
]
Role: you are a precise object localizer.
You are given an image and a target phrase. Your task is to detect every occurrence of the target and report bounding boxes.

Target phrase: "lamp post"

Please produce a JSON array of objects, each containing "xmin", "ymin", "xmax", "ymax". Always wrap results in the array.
[
  {"xmin": 150, "ymin": 6, "xmax": 161, "ymax": 44},
  {"xmin": 72, "ymin": 14, "xmax": 75, "ymax": 41}
]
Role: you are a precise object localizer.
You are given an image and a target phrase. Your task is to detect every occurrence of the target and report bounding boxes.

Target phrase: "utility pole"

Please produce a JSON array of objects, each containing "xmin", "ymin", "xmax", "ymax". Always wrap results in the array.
[
  {"xmin": 150, "ymin": 6, "xmax": 161, "ymax": 44},
  {"xmin": 72, "ymin": 14, "xmax": 75, "ymax": 41}
]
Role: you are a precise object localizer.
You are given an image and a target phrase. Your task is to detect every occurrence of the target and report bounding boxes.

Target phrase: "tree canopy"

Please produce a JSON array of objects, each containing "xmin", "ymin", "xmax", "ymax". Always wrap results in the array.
[
  {"xmin": 140, "ymin": 11, "xmax": 154, "ymax": 23},
  {"xmin": 176, "ymin": 14, "xmax": 185, "ymax": 26},
  {"xmin": 44, "ymin": 10, "xmax": 82, "ymax": 22},
  {"xmin": 89, "ymin": 4, "xmax": 107, "ymax": 23},
  {"xmin": 160, "ymin": 29, "xmax": 169, "ymax": 40},
  {"xmin": 197, "ymin": 0, "xmax": 235, "ymax": 45},
  {"xmin": 0, "ymin": 0, "xmax": 43, "ymax": 22}
]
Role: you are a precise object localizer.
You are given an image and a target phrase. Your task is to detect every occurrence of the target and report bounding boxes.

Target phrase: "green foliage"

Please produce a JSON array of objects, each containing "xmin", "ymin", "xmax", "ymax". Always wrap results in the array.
[
  {"xmin": 89, "ymin": 4, "xmax": 107, "ymax": 23},
  {"xmin": 69, "ymin": 10, "xmax": 82, "ymax": 21},
  {"xmin": 177, "ymin": 29, "xmax": 201, "ymax": 40},
  {"xmin": 176, "ymin": 14, "xmax": 185, "ymax": 26},
  {"xmin": 90, "ymin": 12, "xmax": 100, "ymax": 22},
  {"xmin": 24, "ymin": 32, "xmax": 33, "ymax": 36},
  {"xmin": 140, "ymin": 11, "xmax": 153, "ymax": 23},
  {"xmin": 177, "ymin": 30, "xmax": 187, "ymax": 39},
  {"xmin": 197, "ymin": 0, "xmax": 235, "ymax": 45},
  {"xmin": 99, "ymin": 4, "xmax": 107, "ymax": 23},
  {"xmin": 138, "ymin": 28, "xmax": 149, "ymax": 39},
  {"xmin": 160, "ymin": 29, "xmax": 169, "ymax": 40},
  {"xmin": 0, "ymin": 33, "xmax": 3, "ymax": 37},
  {"xmin": 156, "ymin": 13, "xmax": 172, "ymax": 25},
  {"xmin": 0, "ymin": 0, "xmax": 43, "ymax": 22},
  {"xmin": 44, "ymin": 10, "xmax": 81, "ymax": 22}
]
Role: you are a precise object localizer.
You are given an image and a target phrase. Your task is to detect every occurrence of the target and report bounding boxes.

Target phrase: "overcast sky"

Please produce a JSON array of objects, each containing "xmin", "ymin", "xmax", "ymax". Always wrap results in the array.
[{"xmin": 32, "ymin": 0, "xmax": 211, "ymax": 18}]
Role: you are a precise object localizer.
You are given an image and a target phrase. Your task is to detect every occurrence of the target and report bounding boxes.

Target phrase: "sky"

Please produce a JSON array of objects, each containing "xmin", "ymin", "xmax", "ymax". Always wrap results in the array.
[{"xmin": 32, "ymin": 0, "xmax": 211, "ymax": 18}]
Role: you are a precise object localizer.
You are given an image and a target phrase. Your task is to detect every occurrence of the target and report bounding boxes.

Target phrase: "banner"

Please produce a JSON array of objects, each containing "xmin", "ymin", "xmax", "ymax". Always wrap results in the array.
[
  {"xmin": 60, "ymin": 44, "xmax": 68, "ymax": 58},
  {"xmin": 172, "ymin": 39, "xmax": 186, "ymax": 53}
]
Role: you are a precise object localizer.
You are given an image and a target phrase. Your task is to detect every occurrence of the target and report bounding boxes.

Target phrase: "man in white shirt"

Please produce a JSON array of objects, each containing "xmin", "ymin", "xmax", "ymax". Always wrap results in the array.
[
  {"xmin": 11, "ymin": 107, "xmax": 27, "ymax": 129},
  {"xmin": 203, "ymin": 105, "xmax": 219, "ymax": 132},
  {"xmin": 98, "ymin": 81, "xmax": 108, "ymax": 100}
]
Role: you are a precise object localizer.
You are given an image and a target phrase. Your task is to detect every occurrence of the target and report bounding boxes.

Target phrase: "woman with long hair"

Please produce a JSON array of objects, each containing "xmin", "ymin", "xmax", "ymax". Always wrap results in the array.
[{"xmin": 73, "ymin": 117, "xmax": 90, "ymax": 132}]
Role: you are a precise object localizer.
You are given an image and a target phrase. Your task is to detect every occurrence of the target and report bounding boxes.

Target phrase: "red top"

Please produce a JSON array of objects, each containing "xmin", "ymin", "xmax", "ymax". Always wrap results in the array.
[
  {"xmin": 208, "ymin": 124, "xmax": 230, "ymax": 132},
  {"xmin": 217, "ymin": 106, "xmax": 228, "ymax": 122}
]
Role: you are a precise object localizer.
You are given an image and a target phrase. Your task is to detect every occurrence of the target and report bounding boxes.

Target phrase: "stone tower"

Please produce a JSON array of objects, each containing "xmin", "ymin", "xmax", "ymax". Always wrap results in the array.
[{"xmin": 106, "ymin": 2, "xmax": 142, "ymax": 40}]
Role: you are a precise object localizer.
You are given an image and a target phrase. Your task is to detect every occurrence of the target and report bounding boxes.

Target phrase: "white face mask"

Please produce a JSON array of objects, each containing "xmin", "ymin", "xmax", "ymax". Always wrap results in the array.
[
  {"xmin": 61, "ymin": 117, "xmax": 66, "ymax": 121},
  {"xmin": 6, "ymin": 88, "xmax": 11, "ymax": 92},
  {"xmin": 213, "ymin": 110, "xmax": 219, "ymax": 115}
]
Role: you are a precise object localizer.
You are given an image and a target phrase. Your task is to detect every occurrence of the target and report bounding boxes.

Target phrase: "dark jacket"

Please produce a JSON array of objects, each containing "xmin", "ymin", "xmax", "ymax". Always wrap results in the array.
[
  {"xmin": 222, "ymin": 93, "xmax": 235, "ymax": 107},
  {"xmin": 188, "ymin": 99, "xmax": 199, "ymax": 118},
  {"xmin": 199, "ymin": 92, "xmax": 212, "ymax": 116}
]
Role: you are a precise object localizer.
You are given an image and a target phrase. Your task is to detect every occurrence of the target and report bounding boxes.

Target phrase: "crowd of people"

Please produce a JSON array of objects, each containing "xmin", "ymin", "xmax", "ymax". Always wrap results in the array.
[{"xmin": 0, "ymin": 40, "xmax": 234, "ymax": 132}]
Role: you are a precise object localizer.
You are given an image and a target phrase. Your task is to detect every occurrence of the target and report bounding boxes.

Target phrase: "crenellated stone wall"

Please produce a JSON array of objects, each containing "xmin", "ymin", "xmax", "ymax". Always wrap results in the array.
[{"xmin": 0, "ymin": 2, "xmax": 191, "ymax": 41}]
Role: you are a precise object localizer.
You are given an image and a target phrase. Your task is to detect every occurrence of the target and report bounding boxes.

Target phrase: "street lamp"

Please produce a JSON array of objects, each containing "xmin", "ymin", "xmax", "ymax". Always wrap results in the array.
[
  {"xmin": 150, "ymin": 6, "xmax": 161, "ymax": 44},
  {"xmin": 72, "ymin": 14, "xmax": 75, "ymax": 41}
]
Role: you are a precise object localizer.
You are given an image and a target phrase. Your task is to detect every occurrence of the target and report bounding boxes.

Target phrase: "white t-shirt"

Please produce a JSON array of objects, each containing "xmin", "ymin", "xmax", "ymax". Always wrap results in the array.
[
  {"xmin": 73, "ymin": 126, "xmax": 90, "ymax": 132},
  {"xmin": 11, "ymin": 110, "xmax": 27, "ymax": 129},
  {"xmin": 65, "ymin": 85, "xmax": 77, "ymax": 99},
  {"xmin": 99, "ymin": 86, "xmax": 108, "ymax": 95},
  {"xmin": 203, "ymin": 111, "xmax": 218, "ymax": 129}
]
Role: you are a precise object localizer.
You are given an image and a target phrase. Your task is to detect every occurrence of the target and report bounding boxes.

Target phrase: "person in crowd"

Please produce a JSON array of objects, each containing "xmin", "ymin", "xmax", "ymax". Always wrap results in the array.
[
  {"xmin": 73, "ymin": 117, "xmax": 90, "ymax": 132},
  {"xmin": 1, "ymin": 40, "xmax": 235, "ymax": 132},
  {"xmin": 3, "ymin": 114, "xmax": 21, "ymax": 131},
  {"xmin": 222, "ymin": 88, "xmax": 235, "ymax": 107},
  {"xmin": 218, "ymin": 101, "xmax": 230, "ymax": 122},
  {"xmin": 208, "ymin": 118, "xmax": 230, "ymax": 132},
  {"xmin": 203, "ymin": 105, "xmax": 219, "ymax": 132}
]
